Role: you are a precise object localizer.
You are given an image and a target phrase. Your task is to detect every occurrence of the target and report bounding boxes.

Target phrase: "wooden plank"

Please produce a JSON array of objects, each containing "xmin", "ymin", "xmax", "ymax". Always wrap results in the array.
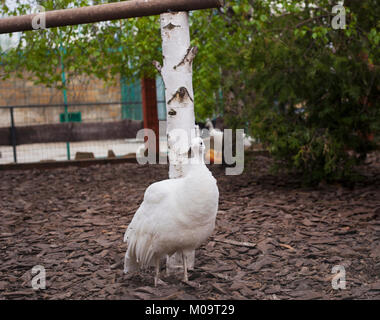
[
  {"xmin": 141, "ymin": 77, "xmax": 159, "ymax": 154},
  {"xmin": 0, "ymin": 119, "xmax": 143, "ymax": 146},
  {"xmin": 0, "ymin": 127, "xmax": 10, "ymax": 145}
]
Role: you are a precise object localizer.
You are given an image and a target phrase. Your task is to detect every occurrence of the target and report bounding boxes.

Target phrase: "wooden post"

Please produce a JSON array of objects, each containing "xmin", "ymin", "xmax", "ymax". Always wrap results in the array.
[{"xmin": 141, "ymin": 77, "xmax": 159, "ymax": 155}]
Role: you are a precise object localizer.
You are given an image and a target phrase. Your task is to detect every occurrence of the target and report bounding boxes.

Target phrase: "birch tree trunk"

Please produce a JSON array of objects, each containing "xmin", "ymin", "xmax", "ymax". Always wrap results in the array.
[{"xmin": 156, "ymin": 11, "xmax": 197, "ymax": 274}]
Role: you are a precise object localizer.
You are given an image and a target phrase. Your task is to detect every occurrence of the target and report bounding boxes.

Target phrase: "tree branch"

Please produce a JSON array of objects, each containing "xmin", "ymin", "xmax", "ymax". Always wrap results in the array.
[{"xmin": 174, "ymin": 46, "xmax": 198, "ymax": 70}]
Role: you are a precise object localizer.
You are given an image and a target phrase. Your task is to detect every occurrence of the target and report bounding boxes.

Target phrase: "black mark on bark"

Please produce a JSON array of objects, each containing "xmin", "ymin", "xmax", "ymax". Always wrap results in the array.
[{"xmin": 168, "ymin": 87, "xmax": 193, "ymax": 105}]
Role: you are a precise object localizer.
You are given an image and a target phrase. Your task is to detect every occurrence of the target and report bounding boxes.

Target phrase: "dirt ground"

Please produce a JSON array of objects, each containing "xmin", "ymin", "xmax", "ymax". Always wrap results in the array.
[{"xmin": 0, "ymin": 153, "xmax": 379, "ymax": 300}]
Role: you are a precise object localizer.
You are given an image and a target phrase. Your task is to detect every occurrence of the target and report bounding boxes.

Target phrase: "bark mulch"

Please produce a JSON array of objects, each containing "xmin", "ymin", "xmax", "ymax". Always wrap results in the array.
[{"xmin": 0, "ymin": 152, "xmax": 379, "ymax": 300}]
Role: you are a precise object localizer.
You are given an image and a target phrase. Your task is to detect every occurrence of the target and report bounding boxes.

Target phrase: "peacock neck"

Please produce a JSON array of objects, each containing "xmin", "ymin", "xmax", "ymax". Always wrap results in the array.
[
  {"xmin": 186, "ymin": 151, "xmax": 207, "ymax": 176},
  {"xmin": 193, "ymin": 150, "xmax": 205, "ymax": 165}
]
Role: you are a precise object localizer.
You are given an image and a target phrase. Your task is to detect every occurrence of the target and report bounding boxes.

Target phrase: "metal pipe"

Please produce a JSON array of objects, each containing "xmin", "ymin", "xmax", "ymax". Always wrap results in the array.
[
  {"xmin": 0, "ymin": 0, "xmax": 223, "ymax": 34},
  {"xmin": 59, "ymin": 30, "xmax": 71, "ymax": 161},
  {"xmin": 0, "ymin": 101, "xmax": 166, "ymax": 109},
  {"xmin": 9, "ymin": 107, "xmax": 17, "ymax": 163}
]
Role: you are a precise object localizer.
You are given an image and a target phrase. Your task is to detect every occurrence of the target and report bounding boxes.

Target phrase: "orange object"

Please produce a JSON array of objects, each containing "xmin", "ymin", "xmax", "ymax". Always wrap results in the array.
[
  {"xmin": 205, "ymin": 148, "xmax": 222, "ymax": 164},
  {"xmin": 207, "ymin": 149, "xmax": 215, "ymax": 163}
]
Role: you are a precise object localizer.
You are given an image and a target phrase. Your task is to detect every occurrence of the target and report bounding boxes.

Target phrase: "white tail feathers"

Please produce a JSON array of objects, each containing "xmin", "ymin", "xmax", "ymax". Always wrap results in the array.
[{"xmin": 124, "ymin": 251, "xmax": 138, "ymax": 273}]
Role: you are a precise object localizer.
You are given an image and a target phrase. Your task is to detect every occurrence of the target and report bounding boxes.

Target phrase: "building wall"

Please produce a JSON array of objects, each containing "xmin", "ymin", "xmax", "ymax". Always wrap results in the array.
[
  {"xmin": 0, "ymin": 73, "xmax": 166, "ymax": 129},
  {"xmin": 0, "ymin": 73, "xmax": 123, "ymax": 127}
]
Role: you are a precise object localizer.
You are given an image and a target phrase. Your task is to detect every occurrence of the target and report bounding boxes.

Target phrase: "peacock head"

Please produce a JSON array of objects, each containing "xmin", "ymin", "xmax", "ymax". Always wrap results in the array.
[
  {"xmin": 190, "ymin": 136, "xmax": 205, "ymax": 155},
  {"xmin": 205, "ymin": 118, "xmax": 214, "ymax": 130}
]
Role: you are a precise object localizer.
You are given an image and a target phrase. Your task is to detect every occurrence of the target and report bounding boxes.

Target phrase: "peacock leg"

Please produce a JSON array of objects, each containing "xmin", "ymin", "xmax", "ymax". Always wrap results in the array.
[
  {"xmin": 182, "ymin": 251, "xmax": 188, "ymax": 282},
  {"xmin": 154, "ymin": 258, "xmax": 160, "ymax": 287}
]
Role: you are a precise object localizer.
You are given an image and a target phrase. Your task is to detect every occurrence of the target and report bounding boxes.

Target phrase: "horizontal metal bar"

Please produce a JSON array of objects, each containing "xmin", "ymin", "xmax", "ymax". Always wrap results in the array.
[
  {"xmin": 0, "ymin": 101, "xmax": 166, "ymax": 109},
  {"xmin": 0, "ymin": 0, "xmax": 223, "ymax": 34}
]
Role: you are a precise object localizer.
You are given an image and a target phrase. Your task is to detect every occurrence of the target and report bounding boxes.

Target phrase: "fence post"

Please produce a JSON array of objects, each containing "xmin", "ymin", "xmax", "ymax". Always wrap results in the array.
[
  {"xmin": 59, "ymin": 29, "xmax": 71, "ymax": 161},
  {"xmin": 9, "ymin": 107, "xmax": 17, "ymax": 163},
  {"xmin": 141, "ymin": 77, "xmax": 159, "ymax": 155}
]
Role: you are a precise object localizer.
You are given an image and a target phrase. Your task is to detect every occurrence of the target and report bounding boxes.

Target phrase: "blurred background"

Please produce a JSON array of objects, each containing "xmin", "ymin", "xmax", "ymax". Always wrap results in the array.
[{"xmin": 0, "ymin": 0, "xmax": 379, "ymax": 184}]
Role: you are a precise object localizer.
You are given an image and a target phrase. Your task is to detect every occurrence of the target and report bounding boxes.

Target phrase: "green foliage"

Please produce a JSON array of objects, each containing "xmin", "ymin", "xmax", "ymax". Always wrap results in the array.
[
  {"xmin": 0, "ymin": 0, "xmax": 162, "ymax": 87},
  {"xmin": 193, "ymin": 0, "xmax": 380, "ymax": 184}
]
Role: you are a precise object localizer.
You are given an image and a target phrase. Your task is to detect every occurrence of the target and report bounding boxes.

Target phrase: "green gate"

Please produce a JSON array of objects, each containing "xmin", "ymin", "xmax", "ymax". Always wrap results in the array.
[
  {"xmin": 156, "ymin": 76, "xmax": 166, "ymax": 120},
  {"xmin": 120, "ymin": 76, "xmax": 166, "ymax": 121},
  {"xmin": 121, "ymin": 76, "xmax": 142, "ymax": 121}
]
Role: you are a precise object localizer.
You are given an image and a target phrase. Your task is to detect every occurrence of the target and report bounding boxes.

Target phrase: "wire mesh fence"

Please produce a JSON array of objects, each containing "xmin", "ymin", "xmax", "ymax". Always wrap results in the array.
[
  {"xmin": 0, "ymin": 72, "xmax": 169, "ymax": 165},
  {"xmin": 0, "ymin": 101, "xmax": 169, "ymax": 165},
  {"xmin": 0, "ymin": 67, "xmax": 170, "ymax": 165}
]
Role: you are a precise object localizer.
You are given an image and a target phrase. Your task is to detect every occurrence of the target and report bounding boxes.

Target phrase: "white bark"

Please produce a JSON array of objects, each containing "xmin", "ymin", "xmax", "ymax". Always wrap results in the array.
[{"xmin": 158, "ymin": 11, "xmax": 196, "ymax": 274}]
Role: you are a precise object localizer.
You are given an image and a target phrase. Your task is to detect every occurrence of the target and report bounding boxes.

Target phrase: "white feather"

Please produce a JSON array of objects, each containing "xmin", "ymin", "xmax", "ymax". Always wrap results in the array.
[
  {"xmin": 243, "ymin": 133, "xmax": 256, "ymax": 148},
  {"xmin": 124, "ymin": 137, "xmax": 219, "ymax": 273}
]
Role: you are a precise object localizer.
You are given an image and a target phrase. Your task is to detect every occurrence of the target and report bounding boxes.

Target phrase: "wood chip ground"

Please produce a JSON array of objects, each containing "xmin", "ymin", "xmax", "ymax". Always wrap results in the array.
[{"xmin": 0, "ymin": 152, "xmax": 379, "ymax": 300}]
